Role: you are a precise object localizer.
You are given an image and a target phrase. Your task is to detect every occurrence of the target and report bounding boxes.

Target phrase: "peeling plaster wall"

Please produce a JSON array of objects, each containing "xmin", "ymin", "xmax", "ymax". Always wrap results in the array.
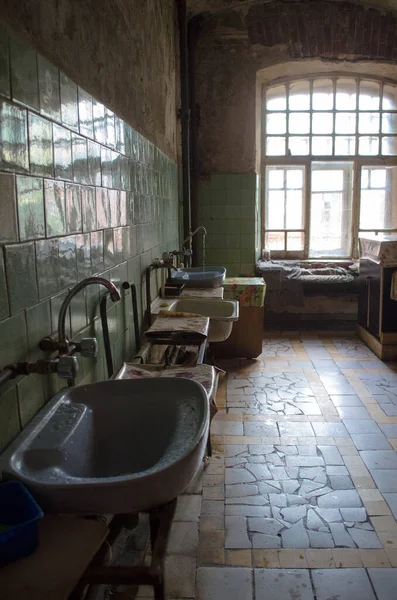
[{"xmin": 0, "ymin": 0, "xmax": 179, "ymax": 161}]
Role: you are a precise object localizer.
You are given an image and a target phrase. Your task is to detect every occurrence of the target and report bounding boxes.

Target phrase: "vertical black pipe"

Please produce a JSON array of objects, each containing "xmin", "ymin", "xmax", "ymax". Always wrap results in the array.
[
  {"xmin": 188, "ymin": 16, "xmax": 201, "ymax": 265},
  {"xmin": 100, "ymin": 294, "xmax": 114, "ymax": 379},
  {"xmin": 177, "ymin": 0, "xmax": 191, "ymax": 243}
]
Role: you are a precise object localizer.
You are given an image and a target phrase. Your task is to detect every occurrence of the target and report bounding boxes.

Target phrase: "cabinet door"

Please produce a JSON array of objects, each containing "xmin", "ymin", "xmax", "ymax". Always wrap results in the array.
[
  {"xmin": 382, "ymin": 268, "xmax": 397, "ymax": 332},
  {"xmin": 359, "ymin": 259, "xmax": 381, "ymax": 336}
]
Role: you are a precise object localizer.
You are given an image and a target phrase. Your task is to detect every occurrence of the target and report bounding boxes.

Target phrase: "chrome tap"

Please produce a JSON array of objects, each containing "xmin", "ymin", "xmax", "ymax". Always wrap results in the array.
[
  {"xmin": 57, "ymin": 277, "xmax": 120, "ymax": 353},
  {"xmin": 182, "ymin": 226, "xmax": 207, "ymax": 249}
]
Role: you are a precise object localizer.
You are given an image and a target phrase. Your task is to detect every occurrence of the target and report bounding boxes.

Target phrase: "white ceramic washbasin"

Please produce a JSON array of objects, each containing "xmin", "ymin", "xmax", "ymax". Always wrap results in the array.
[
  {"xmin": 0, "ymin": 378, "xmax": 209, "ymax": 515},
  {"xmin": 169, "ymin": 266, "xmax": 226, "ymax": 288},
  {"xmin": 166, "ymin": 298, "xmax": 239, "ymax": 342}
]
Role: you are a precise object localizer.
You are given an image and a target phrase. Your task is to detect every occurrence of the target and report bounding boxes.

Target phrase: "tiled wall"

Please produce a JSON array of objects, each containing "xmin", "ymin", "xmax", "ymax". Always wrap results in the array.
[
  {"xmin": 197, "ymin": 173, "xmax": 258, "ymax": 276},
  {"xmin": 0, "ymin": 26, "xmax": 179, "ymax": 452}
]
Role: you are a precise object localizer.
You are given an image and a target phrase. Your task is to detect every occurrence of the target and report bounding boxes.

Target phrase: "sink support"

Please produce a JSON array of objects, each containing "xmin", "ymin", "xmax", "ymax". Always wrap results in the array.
[{"xmin": 72, "ymin": 499, "xmax": 177, "ymax": 600}]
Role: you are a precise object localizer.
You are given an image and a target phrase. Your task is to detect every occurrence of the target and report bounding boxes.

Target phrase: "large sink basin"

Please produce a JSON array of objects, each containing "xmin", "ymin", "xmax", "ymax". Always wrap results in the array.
[
  {"xmin": 169, "ymin": 266, "xmax": 226, "ymax": 288},
  {"xmin": 166, "ymin": 298, "xmax": 239, "ymax": 342},
  {"xmin": 0, "ymin": 378, "xmax": 209, "ymax": 515}
]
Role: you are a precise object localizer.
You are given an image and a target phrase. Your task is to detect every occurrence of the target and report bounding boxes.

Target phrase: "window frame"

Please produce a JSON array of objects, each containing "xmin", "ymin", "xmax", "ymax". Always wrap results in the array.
[{"xmin": 261, "ymin": 75, "xmax": 397, "ymax": 259}]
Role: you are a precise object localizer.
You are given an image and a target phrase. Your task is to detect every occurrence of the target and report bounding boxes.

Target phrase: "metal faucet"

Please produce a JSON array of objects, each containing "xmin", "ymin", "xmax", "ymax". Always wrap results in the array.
[
  {"xmin": 181, "ymin": 226, "xmax": 207, "ymax": 249},
  {"xmin": 57, "ymin": 277, "xmax": 120, "ymax": 353}
]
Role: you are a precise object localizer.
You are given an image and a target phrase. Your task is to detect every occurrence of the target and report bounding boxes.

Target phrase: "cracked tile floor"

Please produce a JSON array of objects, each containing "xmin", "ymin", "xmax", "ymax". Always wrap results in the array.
[{"xmin": 134, "ymin": 333, "xmax": 397, "ymax": 600}]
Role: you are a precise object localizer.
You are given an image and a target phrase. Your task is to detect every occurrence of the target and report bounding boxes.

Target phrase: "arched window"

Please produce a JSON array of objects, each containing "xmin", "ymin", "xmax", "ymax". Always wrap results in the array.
[{"xmin": 262, "ymin": 76, "xmax": 397, "ymax": 258}]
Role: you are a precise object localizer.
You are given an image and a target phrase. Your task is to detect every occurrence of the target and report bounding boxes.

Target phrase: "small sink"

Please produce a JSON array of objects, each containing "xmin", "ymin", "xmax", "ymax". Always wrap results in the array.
[
  {"xmin": 166, "ymin": 298, "xmax": 239, "ymax": 342},
  {"xmin": 169, "ymin": 266, "xmax": 226, "ymax": 288},
  {"xmin": 0, "ymin": 378, "xmax": 209, "ymax": 514}
]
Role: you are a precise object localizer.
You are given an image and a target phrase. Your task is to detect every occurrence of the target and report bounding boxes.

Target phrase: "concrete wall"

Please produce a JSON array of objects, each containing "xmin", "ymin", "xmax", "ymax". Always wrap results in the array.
[
  {"xmin": 0, "ymin": 0, "xmax": 179, "ymax": 161},
  {"xmin": 0, "ymin": 16, "xmax": 180, "ymax": 453}
]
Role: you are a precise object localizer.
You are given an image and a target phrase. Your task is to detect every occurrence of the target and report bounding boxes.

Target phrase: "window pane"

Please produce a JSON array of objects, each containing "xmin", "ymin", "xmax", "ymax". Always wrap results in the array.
[
  {"xmin": 265, "ymin": 231, "xmax": 285, "ymax": 251},
  {"xmin": 382, "ymin": 136, "xmax": 397, "ymax": 156},
  {"xmin": 287, "ymin": 231, "xmax": 304, "ymax": 251},
  {"xmin": 267, "ymin": 190, "xmax": 285, "ymax": 228},
  {"xmin": 286, "ymin": 190, "xmax": 304, "ymax": 229},
  {"xmin": 358, "ymin": 112, "xmax": 380, "ymax": 134},
  {"xmin": 267, "ymin": 112, "xmax": 286, "ymax": 134},
  {"xmin": 383, "ymin": 113, "xmax": 397, "ymax": 134},
  {"xmin": 383, "ymin": 85, "xmax": 397, "ymax": 110},
  {"xmin": 359, "ymin": 136, "xmax": 379, "ymax": 155},
  {"xmin": 360, "ymin": 166, "xmax": 397, "ymax": 231},
  {"xmin": 312, "ymin": 136, "xmax": 333, "ymax": 155},
  {"xmin": 336, "ymin": 78, "xmax": 357, "ymax": 110},
  {"xmin": 312, "ymin": 112, "xmax": 333, "ymax": 134},
  {"xmin": 335, "ymin": 112, "xmax": 356, "ymax": 134},
  {"xmin": 370, "ymin": 169, "xmax": 386, "ymax": 188},
  {"xmin": 312, "ymin": 169, "xmax": 344, "ymax": 192},
  {"xmin": 313, "ymin": 79, "xmax": 334, "ymax": 110},
  {"xmin": 289, "ymin": 80, "xmax": 310, "ymax": 110},
  {"xmin": 266, "ymin": 136, "xmax": 286, "ymax": 156},
  {"xmin": 359, "ymin": 81, "xmax": 380, "ymax": 110},
  {"xmin": 335, "ymin": 136, "xmax": 355, "ymax": 155},
  {"xmin": 287, "ymin": 136, "xmax": 309, "ymax": 155},
  {"xmin": 266, "ymin": 85, "xmax": 286, "ymax": 110},
  {"xmin": 286, "ymin": 169, "xmax": 303, "ymax": 189},
  {"xmin": 289, "ymin": 112, "xmax": 310, "ymax": 134},
  {"xmin": 268, "ymin": 169, "xmax": 284, "ymax": 189}
]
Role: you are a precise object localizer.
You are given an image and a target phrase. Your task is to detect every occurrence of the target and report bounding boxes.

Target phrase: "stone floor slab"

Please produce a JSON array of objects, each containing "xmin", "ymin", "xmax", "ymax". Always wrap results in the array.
[
  {"xmin": 351, "ymin": 434, "xmax": 392, "ymax": 451},
  {"xmin": 312, "ymin": 568, "xmax": 376, "ymax": 600},
  {"xmin": 254, "ymin": 568, "xmax": 314, "ymax": 600},
  {"xmin": 196, "ymin": 567, "xmax": 252, "ymax": 600},
  {"xmin": 368, "ymin": 568, "xmax": 397, "ymax": 600}
]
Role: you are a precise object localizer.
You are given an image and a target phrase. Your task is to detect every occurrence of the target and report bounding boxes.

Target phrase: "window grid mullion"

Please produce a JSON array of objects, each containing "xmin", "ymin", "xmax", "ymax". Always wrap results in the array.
[{"xmin": 332, "ymin": 78, "xmax": 336, "ymax": 156}]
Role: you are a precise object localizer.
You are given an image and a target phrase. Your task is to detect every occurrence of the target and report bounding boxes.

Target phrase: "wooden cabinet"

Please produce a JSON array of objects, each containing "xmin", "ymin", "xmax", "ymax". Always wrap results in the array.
[{"xmin": 358, "ymin": 258, "xmax": 397, "ymax": 338}]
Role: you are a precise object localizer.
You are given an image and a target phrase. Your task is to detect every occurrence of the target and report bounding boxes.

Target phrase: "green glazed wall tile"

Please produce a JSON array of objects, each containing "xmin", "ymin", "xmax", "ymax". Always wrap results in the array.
[
  {"xmin": 208, "ymin": 248, "xmax": 227, "ymax": 264},
  {"xmin": 240, "ymin": 262, "xmax": 255, "ymax": 275},
  {"xmin": 50, "ymin": 289, "xmax": 70, "ymax": 334},
  {"xmin": 122, "ymin": 226, "xmax": 131, "ymax": 261},
  {"xmin": 59, "ymin": 235, "xmax": 77, "ymax": 289},
  {"xmin": 87, "ymin": 140, "xmax": 102, "ymax": 186},
  {"xmin": 26, "ymin": 299, "xmax": 51, "ymax": 358},
  {"xmin": 53, "ymin": 123, "xmax": 73, "ymax": 180},
  {"xmin": 78, "ymin": 87, "xmax": 93, "ymax": 138},
  {"xmin": 72, "ymin": 133, "xmax": 88, "ymax": 184},
  {"xmin": 241, "ymin": 233, "xmax": 255, "ymax": 249},
  {"xmin": 0, "ymin": 250, "xmax": 10, "ymax": 320},
  {"xmin": 60, "ymin": 72, "xmax": 78, "ymax": 131},
  {"xmin": 115, "ymin": 119, "xmax": 125, "ymax": 155},
  {"xmin": 240, "ymin": 189, "xmax": 255, "ymax": 206},
  {"xmin": 210, "ymin": 189, "xmax": 227, "ymax": 205},
  {"xmin": 113, "ymin": 227, "xmax": 123, "ymax": 264},
  {"xmin": 119, "ymin": 191, "xmax": 127, "ymax": 226},
  {"xmin": 96, "ymin": 187, "xmax": 110, "ymax": 228},
  {"xmin": 129, "ymin": 225, "xmax": 138, "ymax": 258},
  {"xmin": 44, "ymin": 179, "xmax": 66, "ymax": 237},
  {"xmin": 38, "ymin": 55, "xmax": 61, "ymax": 121},
  {"xmin": 104, "ymin": 228, "xmax": 115, "ymax": 268},
  {"xmin": 226, "ymin": 263, "xmax": 240, "ymax": 276},
  {"xmin": 16, "ymin": 175, "xmax": 45, "ymax": 240},
  {"xmin": 0, "ymin": 173, "xmax": 18, "ymax": 243},
  {"xmin": 105, "ymin": 108, "xmax": 115, "ymax": 147},
  {"xmin": 71, "ymin": 289, "xmax": 87, "ymax": 336},
  {"xmin": 65, "ymin": 183, "xmax": 82, "ymax": 234},
  {"xmin": 5, "ymin": 242, "xmax": 38, "ymax": 313},
  {"xmin": 209, "ymin": 234, "xmax": 226, "ymax": 248},
  {"xmin": 0, "ymin": 310, "xmax": 28, "ymax": 367},
  {"xmin": 240, "ymin": 219, "xmax": 255, "ymax": 234},
  {"xmin": 85, "ymin": 283, "xmax": 100, "ymax": 322},
  {"xmin": 227, "ymin": 248, "xmax": 241, "ymax": 263},
  {"xmin": 210, "ymin": 174, "xmax": 226, "ymax": 190},
  {"xmin": 0, "ymin": 24, "xmax": 10, "ymax": 98},
  {"xmin": 0, "ymin": 386, "xmax": 21, "ymax": 452},
  {"xmin": 0, "ymin": 100, "xmax": 29, "ymax": 172},
  {"xmin": 226, "ymin": 233, "xmax": 241, "ymax": 247},
  {"xmin": 9, "ymin": 33, "xmax": 39, "ymax": 110},
  {"xmin": 226, "ymin": 188, "xmax": 241, "ymax": 206},
  {"xmin": 28, "ymin": 112, "xmax": 53, "ymax": 177},
  {"xmin": 240, "ymin": 248, "xmax": 254, "ymax": 263},
  {"xmin": 111, "ymin": 151, "xmax": 121, "ymax": 189},
  {"xmin": 36, "ymin": 238, "xmax": 59, "ymax": 299},
  {"xmin": 108, "ymin": 189, "xmax": 119, "ymax": 228},
  {"xmin": 90, "ymin": 230, "xmax": 104, "ymax": 274},
  {"xmin": 17, "ymin": 374, "xmax": 45, "ymax": 427},
  {"xmin": 93, "ymin": 100, "xmax": 106, "ymax": 145},
  {"xmin": 76, "ymin": 233, "xmax": 91, "ymax": 280},
  {"xmin": 211, "ymin": 205, "xmax": 224, "ymax": 220},
  {"xmin": 101, "ymin": 146, "xmax": 112, "ymax": 188},
  {"xmin": 225, "ymin": 205, "xmax": 240, "ymax": 219},
  {"xmin": 81, "ymin": 185, "xmax": 97, "ymax": 232}
]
